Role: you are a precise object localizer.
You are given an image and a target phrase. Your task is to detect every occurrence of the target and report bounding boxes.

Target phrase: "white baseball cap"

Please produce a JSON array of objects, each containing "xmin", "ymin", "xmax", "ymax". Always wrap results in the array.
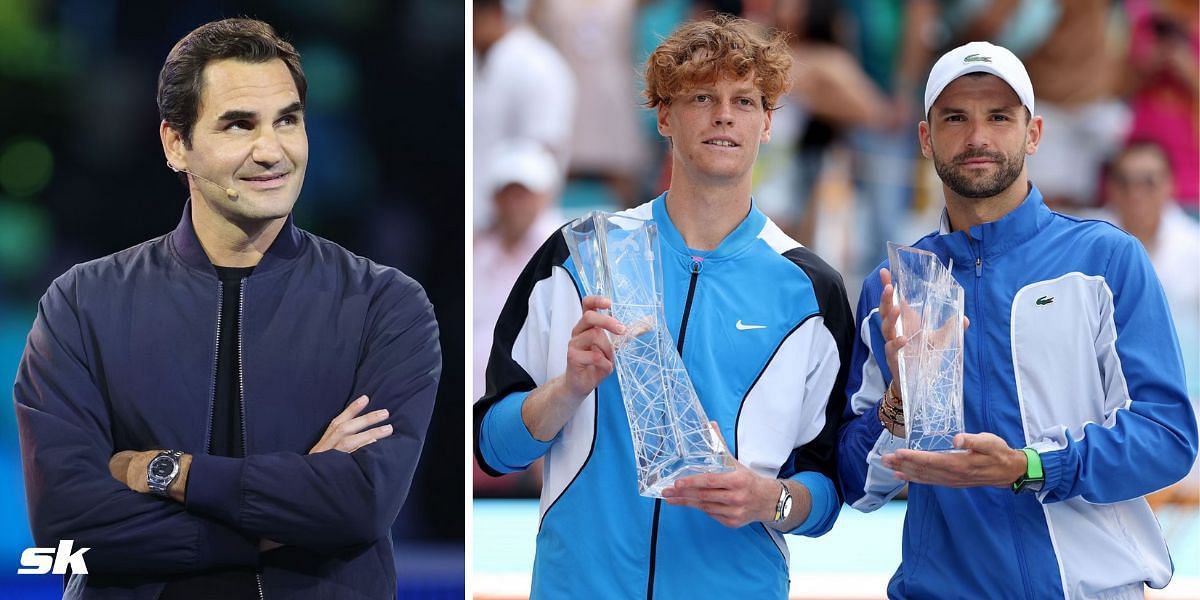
[
  {"xmin": 924, "ymin": 41, "xmax": 1034, "ymax": 119},
  {"xmin": 488, "ymin": 139, "xmax": 560, "ymax": 196}
]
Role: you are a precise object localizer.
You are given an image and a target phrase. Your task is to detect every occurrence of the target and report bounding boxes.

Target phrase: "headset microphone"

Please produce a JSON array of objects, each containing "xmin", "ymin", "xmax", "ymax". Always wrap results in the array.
[{"xmin": 167, "ymin": 161, "xmax": 239, "ymax": 200}]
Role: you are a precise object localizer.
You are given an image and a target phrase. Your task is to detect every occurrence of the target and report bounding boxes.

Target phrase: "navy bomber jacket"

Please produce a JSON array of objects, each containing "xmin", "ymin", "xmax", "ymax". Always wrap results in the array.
[{"xmin": 14, "ymin": 203, "xmax": 441, "ymax": 599}]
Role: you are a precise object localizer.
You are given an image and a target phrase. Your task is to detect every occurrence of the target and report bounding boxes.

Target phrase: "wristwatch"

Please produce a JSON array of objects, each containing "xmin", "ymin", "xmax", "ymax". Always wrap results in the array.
[
  {"xmin": 1012, "ymin": 448, "xmax": 1044, "ymax": 495},
  {"xmin": 147, "ymin": 450, "xmax": 184, "ymax": 497},
  {"xmin": 773, "ymin": 481, "xmax": 793, "ymax": 524}
]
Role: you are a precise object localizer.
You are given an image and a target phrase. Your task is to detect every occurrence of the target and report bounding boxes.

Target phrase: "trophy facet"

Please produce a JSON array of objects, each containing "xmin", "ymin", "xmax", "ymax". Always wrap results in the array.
[
  {"xmin": 886, "ymin": 242, "xmax": 966, "ymax": 452},
  {"xmin": 563, "ymin": 211, "xmax": 732, "ymax": 497}
]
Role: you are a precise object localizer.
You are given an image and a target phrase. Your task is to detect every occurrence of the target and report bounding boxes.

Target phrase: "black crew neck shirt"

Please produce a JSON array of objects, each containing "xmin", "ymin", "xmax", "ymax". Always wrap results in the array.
[{"xmin": 159, "ymin": 265, "xmax": 258, "ymax": 599}]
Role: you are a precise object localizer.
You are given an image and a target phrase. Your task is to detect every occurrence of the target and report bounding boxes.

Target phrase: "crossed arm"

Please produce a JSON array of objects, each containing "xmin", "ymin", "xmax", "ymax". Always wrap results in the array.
[
  {"xmin": 105, "ymin": 396, "xmax": 395, "ymax": 551},
  {"xmin": 15, "ymin": 269, "xmax": 440, "ymax": 574}
]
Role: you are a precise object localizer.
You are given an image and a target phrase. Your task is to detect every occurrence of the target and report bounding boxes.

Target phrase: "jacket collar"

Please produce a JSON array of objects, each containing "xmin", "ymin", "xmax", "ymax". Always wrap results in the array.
[
  {"xmin": 169, "ymin": 199, "xmax": 304, "ymax": 275},
  {"xmin": 935, "ymin": 183, "xmax": 1054, "ymax": 264},
  {"xmin": 651, "ymin": 191, "xmax": 767, "ymax": 262}
]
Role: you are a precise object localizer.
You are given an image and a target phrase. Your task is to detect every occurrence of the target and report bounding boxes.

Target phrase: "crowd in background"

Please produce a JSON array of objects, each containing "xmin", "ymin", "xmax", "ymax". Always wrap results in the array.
[{"xmin": 472, "ymin": 0, "xmax": 1200, "ymax": 515}]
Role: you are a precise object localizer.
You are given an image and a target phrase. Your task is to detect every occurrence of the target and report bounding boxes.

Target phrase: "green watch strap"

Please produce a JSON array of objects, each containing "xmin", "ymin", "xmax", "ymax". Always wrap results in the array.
[
  {"xmin": 1021, "ymin": 448, "xmax": 1043, "ymax": 480},
  {"xmin": 1012, "ymin": 447, "xmax": 1045, "ymax": 493}
]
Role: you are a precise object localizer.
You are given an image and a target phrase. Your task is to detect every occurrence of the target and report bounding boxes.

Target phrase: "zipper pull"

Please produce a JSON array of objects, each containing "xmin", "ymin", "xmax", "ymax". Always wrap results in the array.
[
  {"xmin": 690, "ymin": 256, "xmax": 703, "ymax": 274},
  {"xmin": 975, "ymin": 257, "xmax": 982, "ymax": 277}
]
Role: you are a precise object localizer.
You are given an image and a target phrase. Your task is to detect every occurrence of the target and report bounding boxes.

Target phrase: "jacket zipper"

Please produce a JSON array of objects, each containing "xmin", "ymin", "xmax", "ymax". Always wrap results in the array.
[
  {"xmin": 973, "ymin": 248, "xmax": 1033, "ymax": 599},
  {"xmin": 646, "ymin": 257, "xmax": 703, "ymax": 599},
  {"xmin": 205, "ymin": 283, "xmax": 222, "ymax": 455},
  {"xmin": 238, "ymin": 281, "xmax": 265, "ymax": 600}
]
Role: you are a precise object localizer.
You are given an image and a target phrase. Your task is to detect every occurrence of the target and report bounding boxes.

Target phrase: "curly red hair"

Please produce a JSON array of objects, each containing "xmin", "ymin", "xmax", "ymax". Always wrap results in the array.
[{"xmin": 643, "ymin": 14, "xmax": 792, "ymax": 111}]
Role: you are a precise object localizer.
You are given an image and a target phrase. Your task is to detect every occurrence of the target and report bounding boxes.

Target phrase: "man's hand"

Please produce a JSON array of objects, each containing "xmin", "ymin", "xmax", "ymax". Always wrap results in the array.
[
  {"xmin": 881, "ymin": 432, "xmax": 1027, "ymax": 488},
  {"xmin": 879, "ymin": 268, "xmax": 914, "ymax": 383},
  {"xmin": 108, "ymin": 450, "xmax": 192, "ymax": 502},
  {"xmin": 661, "ymin": 424, "xmax": 792, "ymax": 529},
  {"xmin": 309, "ymin": 395, "xmax": 392, "ymax": 453},
  {"xmin": 563, "ymin": 296, "xmax": 624, "ymax": 400},
  {"xmin": 878, "ymin": 268, "xmax": 968, "ymax": 436},
  {"xmin": 521, "ymin": 296, "xmax": 626, "ymax": 441}
]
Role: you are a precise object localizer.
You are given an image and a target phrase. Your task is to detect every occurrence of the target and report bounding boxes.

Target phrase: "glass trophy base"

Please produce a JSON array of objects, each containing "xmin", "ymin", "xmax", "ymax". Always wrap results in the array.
[
  {"xmin": 640, "ymin": 455, "xmax": 733, "ymax": 498},
  {"xmin": 909, "ymin": 431, "xmax": 965, "ymax": 453}
]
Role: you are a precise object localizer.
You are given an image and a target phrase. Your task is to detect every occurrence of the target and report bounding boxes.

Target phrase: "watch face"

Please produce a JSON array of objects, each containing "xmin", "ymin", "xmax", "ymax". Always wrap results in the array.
[
  {"xmin": 150, "ymin": 457, "xmax": 175, "ymax": 478},
  {"xmin": 782, "ymin": 495, "xmax": 793, "ymax": 517}
]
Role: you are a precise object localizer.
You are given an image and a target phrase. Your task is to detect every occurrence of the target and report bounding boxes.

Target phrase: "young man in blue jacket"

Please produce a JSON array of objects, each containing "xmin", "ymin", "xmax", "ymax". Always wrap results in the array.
[
  {"xmin": 837, "ymin": 41, "xmax": 1198, "ymax": 599},
  {"xmin": 13, "ymin": 18, "xmax": 441, "ymax": 599},
  {"xmin": 474, "ymin": 15, "xmax": 853, "ymax": 598}
]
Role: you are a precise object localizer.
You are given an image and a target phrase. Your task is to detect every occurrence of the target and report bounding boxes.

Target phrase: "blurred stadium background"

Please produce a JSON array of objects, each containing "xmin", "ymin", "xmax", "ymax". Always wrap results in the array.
[
  {"xmin": 0, "ymin": 0, "xmax": 464, "ymax": 598},
  {"xmin": 472, "ymin": 0, "xmax": 1199, "ymax": 598}
]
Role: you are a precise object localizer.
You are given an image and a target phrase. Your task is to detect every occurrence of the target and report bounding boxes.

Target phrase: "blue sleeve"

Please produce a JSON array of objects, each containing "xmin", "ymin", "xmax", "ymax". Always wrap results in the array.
[
  {"xmin": 187, "ymin": 272, "xmax": 441, "ymax": 551},
  {"xmin": 787, "ymin": 471, "xmax": 839, "ymax": 536},
  {"xmin": 836, "ymin": 270, "xmax": 907, "ymax": 511},
  {"xmin": 14, "ymin": 270, "xmax": 259, "ymax": 574},
  {"xmin": 474, "ymin": 231, "xmax": 575, "ymax": 476},
  {"xmin": 1038, "ymin": 237, "xmax": 1198, "ymax": 503},
  {"xmin": 479, "ymin": 390, "xmax": 554, "ymax": 472}
]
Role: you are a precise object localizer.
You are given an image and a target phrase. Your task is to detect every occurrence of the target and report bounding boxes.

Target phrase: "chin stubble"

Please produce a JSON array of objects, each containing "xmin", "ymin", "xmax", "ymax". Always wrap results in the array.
[{"xmin": 933, "ymin": 147, "xmax": 1025, "ymax": 199}]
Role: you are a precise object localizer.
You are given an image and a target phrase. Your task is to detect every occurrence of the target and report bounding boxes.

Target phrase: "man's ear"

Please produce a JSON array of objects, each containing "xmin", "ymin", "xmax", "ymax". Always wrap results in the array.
[
  {"xmin": 656, "ymin": 103, "xmax": 672, "ymax": 140},
  {"xmin": 918, "ymin": 120, "xmax": 933, "ymax": 160},
  {"xmin": 1025, "ymin": 114, "xmax": 1043, "ymax": 156},
  {"xmin": 760, "ymin": 106, "xmax": 773, "ymax": 144},
  {"xmin": 160, "ymin": 121, "xmax": 188, "ymax": 171}
]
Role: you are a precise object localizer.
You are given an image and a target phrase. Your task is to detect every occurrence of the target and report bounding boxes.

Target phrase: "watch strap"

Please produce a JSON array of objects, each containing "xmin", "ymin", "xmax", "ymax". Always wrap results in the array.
[
  {"xmin": 773, "ymin": 481, "xmax": 791, "ymax": 523},
  {"xmin": 1012, "ymin": 447, "xmax": 1044, "ymax": 494}
]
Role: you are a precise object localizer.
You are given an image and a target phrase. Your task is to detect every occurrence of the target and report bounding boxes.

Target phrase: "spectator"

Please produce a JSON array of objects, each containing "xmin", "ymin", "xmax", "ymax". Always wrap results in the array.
[
  {"xmin": 473, "ymin": 0, "xmax": 575, "ymax": 229},
  {"xmin": 472, "ymin": 140, "xmax": 563, "ymax": 497},
  {"xmin": 1104, "ymin": 139, "xmax": 1200, "ymax": 515},
  {"xmin": 843, "ymin": 0, "xmax": 939, "ymax": 276},
  {"xmin": 1020, "ymin": 0, "xmax": 1131, "ymax": 210},
  {"xmin": 531, "ymin": 0, "xmax": 645, "ymax": 207},
  {"xmin": 757, "ymin": 0, "xmax": 886, "ymax": 247},
  {"xmin": 1120, "ymin": 0, "xmax": 1199, "ymax": 214}
]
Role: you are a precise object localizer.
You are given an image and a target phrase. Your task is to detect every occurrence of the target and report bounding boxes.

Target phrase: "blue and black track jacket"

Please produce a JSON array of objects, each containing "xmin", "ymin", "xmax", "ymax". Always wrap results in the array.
[{"xmin": 475, "ymin": 195, "xmax": 854, "ymax": 598}]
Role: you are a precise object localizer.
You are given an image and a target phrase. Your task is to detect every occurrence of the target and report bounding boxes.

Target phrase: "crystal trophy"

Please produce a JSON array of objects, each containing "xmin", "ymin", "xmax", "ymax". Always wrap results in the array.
[
  {"xmin": 886, "ymin": 242, "xmax": 966, "ymax": 452},
  {"xmin": 563, "ymin": 211, "xmax": 732, "ymax": 497}
]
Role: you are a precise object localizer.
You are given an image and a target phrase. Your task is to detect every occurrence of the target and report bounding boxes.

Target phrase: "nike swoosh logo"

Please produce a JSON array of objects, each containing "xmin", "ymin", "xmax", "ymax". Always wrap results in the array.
[{"xmin": 735, "ymin": 320, "xmax": 766, "ymax": 331}]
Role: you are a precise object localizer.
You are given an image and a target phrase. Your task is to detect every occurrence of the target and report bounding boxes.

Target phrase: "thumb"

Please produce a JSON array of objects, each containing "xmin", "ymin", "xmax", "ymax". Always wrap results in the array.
[{"xmin": 954, "ymin": 433, "xmax": 998, "ymax": 453}]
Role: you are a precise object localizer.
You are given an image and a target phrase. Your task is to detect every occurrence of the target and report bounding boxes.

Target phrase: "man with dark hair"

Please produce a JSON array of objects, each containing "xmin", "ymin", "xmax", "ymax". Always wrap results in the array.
[
  {"xmin": 14, "ymin": 17, "xmax": 441, "ymax": 599},
  {"xmin": 838, "ymin": 41, "xmax": 1196, "ymax": 598},
  {"xmin": 475, "ymin": 15, "xmax": 853, "ymax": 598}
]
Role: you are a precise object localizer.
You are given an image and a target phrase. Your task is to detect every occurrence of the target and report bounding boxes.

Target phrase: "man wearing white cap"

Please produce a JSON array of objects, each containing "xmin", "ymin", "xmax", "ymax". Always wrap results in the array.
[
  {"xmin": 473, "ymin": 140, "xmax": 564, "ymax": 403},
  {"xmin": 838, "ymin": 41, "xmax": 1197, "ymax": 599}
]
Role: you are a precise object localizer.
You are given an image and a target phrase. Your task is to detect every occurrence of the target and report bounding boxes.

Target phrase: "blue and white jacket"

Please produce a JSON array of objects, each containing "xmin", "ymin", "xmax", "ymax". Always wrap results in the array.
[
  {"xmin": 838, "ymin": 185, "xmax": 1198, "ymax": 600},
  {"xmin": 475, "ymin": 195, "xmax": 854, "ymax": 598}
]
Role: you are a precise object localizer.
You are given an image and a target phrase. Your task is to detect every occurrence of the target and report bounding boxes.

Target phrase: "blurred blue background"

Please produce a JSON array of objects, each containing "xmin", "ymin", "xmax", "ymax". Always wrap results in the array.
[{"xmin": 0, "ymin": 0, "xmax": 463, "ymax": 597}]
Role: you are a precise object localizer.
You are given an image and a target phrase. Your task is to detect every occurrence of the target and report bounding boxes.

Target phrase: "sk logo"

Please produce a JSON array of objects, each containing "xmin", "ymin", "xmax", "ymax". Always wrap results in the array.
[
  {"xmin": 964, "ymin": 53, "xmax": 992, "ymax": 63},
  {"xmin": 1036, "ymin": 296, "xmax": 1054, "ymax": 306},
  {"xmin": 18, "ymin": 540, "xmax": 90, "ymax": 575}
]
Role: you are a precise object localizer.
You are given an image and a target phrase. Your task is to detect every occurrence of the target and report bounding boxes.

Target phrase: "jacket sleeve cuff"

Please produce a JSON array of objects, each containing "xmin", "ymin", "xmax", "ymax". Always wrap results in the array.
[
  {"xmin": 787, "ymin": 470, "xmax": 839, "ymax": 537},
  {"xmin": 1036, "ymin": 445, "xmax": 1067, "ymax": 501},
  {"xmin": 201, "ymin": 520, "xmax": 259, "ymax": 567},
  {"xmin": 479, "ymin": 390, "xmax": 553, "ymax": 472},
  {"xmin": 186, "ymin": 453, "xmax": 245, "ymax": 527}
]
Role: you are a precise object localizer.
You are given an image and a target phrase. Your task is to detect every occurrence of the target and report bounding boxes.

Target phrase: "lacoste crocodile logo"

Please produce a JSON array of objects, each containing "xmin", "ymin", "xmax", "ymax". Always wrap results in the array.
[
  {"xmin": 964, "ymin": 54, "xmax": 992, "ymax": 63},
  {"xmin": 1036, "ymin": 296, "xmax": 1054, "ymax": 306},
  {"xmin": 735, "ymin": 320, "xmax": 766, "ymax": 331}
]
